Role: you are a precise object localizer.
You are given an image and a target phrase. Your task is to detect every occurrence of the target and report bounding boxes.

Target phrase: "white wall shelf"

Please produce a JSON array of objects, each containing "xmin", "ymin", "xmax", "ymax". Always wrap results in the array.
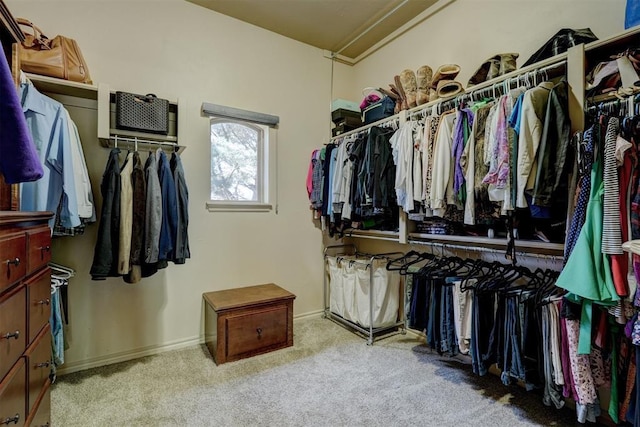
[
  {"xmin": 25, "ymin": 72, "xmax": 98, "ymax": 100},
  {"xmin": 97, "ymin": 83, "xmax": 186, "ymax": 152}
]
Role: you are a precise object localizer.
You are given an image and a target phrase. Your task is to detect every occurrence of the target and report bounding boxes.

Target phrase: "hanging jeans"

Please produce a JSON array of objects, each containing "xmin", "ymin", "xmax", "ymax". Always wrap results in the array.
[
  {"xmin": 50, "ymin": 288, "xmax": 64, "ymax": 373},
  {"xmin": 440, "ymin": 278, "xmax": 459, "ymax": 355},
  {"xmin": 482, "ymin": 292, "xmax": 504, "ymax": 374},
  {"xmin": 501, "ymin": 294, "xmax": 527, "ymax": 386},
  {"xmin": 427, "ymin": 277, "xmax": 443, "ymax": 351},
  {"xmin": 471, "ymin": 291, "xmax": 496, "ymax": 376},
  {"xmin": 409, "ymin": 274, "xmax": 430, "ymax": 332}
]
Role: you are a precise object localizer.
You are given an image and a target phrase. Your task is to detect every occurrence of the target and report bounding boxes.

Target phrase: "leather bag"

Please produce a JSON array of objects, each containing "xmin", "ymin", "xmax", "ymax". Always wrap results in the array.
[
  {"xmin": 115, "ymin": 92, "xmax": 170, "ymax": 135},
  {"xmin": 17, "ymin": 18, "xmax": 92, "ymax": 84}
]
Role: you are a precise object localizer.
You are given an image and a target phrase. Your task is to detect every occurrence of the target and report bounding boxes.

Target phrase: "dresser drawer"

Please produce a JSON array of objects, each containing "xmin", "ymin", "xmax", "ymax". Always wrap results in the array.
[
  {"xmin": 26, "ymin": 381, "xmax": 49, "ymax": 427},
  {"xmin": 26, "ymin": 270, "xmax": 51, "ymax": 344},
  {"xmin": 0, "ymin": 286, "xmax": 26, "ymax": 382},
  {"xmin": 26, "ymin": 228, "xmax": 50, "ymax": 276},
  {"xmin": 0, "ymin": 358, "xmax": 26, "ymax": 427},
  {"xmin": 25, "ymin": 326, "xmax": 51, "ymax": 415},
  {"xmin": 0, "ymin": 232, "xmax": 26, "ymax": 293},
  {"xmin": 226, "ymin": 304, "xmax": 289, "ymax": 359}
]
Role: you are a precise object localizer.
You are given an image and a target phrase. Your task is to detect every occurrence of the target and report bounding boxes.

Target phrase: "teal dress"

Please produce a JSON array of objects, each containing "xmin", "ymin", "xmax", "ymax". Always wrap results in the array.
[{"xmin": 555, "ymin": 157, "xmax": 619, "ymax": 354}]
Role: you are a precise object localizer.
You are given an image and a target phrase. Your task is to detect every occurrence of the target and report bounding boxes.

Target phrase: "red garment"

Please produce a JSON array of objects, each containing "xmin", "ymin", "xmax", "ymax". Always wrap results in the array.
[{"xmin": 612, "ymin": 151, "xmax": 633, "ymax": 297}]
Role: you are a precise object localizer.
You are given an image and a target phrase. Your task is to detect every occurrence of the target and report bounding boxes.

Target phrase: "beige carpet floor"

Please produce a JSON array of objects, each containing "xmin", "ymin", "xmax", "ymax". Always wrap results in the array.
[{"xmin": 52, "ymin": 317, "xmax": 581, "ymax": 426}]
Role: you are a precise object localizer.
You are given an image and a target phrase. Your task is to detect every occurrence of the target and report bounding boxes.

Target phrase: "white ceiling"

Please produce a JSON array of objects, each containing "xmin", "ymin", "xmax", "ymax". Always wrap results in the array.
[{"xmin": 186, "ymin": 0, "xmax": 443, "ymax": 63}]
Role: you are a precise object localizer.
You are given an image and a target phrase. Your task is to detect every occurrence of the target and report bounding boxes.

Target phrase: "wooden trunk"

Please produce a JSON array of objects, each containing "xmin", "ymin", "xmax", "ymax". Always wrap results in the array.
[{"xmin": 203, "ymin": 283, "xmax": 295, "ymax": 365}]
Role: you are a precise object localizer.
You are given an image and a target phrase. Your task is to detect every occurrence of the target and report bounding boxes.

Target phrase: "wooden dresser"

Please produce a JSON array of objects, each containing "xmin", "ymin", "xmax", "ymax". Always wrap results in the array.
[
  {"xmin": 0, "ymin": 212, "xmax": 52, "ymax": 427},
  {"xmin": 203, "ymin": 283, "xmax": 295, "ymax": 365}
]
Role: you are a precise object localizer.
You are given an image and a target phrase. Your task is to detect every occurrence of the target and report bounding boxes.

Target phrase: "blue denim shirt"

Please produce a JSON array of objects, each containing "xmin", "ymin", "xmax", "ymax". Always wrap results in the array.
[{"xmin": 20, "ymin": 83, "xmax": 79, "ymax": 228}]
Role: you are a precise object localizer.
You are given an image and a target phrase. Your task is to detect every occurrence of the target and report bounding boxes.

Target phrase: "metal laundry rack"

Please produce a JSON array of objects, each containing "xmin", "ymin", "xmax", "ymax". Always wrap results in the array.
[{"xmin": 323, "ymin": 244, "xmax": 405, "ymax": 345}]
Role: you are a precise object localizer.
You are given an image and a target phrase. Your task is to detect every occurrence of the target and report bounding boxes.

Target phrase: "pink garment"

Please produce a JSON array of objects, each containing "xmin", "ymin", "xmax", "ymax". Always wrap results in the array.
[
  {"xmin": 560, "ymin": 316, "xmax": 577, "ymax": 400},
  {"xmin": 482, "ymin": 96, "xmax": 510, "ymax": 188},
  {"xmin": 359, "ymin": 94, "xmax": 381, "ymax": 111},
  {"xmin": 307, "ymin": 149, "xmax": 317, "ymax": 198}
]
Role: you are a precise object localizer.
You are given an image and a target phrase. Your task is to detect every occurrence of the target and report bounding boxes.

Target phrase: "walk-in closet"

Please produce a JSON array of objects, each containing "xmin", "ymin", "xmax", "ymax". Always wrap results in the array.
[{"xmin": 1, "ymin": 0, "xmax": 640, "ymax": 425}]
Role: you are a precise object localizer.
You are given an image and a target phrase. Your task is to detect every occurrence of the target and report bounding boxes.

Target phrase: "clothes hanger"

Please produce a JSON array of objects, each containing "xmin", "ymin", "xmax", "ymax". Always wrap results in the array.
[{"xmin": 49, "ymin": 262, "xmax": 75, "ymax": 279}]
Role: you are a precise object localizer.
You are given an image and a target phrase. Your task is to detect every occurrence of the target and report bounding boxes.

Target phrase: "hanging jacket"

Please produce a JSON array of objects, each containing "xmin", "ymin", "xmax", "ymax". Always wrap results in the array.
[
  {"xmin": 118, "ymin": 153, "xmax": 134, "ymax": 275},
  {"xmin": 529, "ymin": 81, "xmax": 571, "ymax": 210},
  {"xmin": 157, "ymin": 149, "xmax": 178, "ymax": 268},
  {"xmin": 90, "ymin": 148, "xmax": 121, "ymax": 280},
  {"xmin": 171, "ymin": 152, "xmax": 190, "ymax": 264},
  {"xmin": 124, "ymin": 152, "xmax": 146, "ymax": 284},
  {"xmin": 143, "ymin": 152, "xmax": 162, "ymax": 265}
]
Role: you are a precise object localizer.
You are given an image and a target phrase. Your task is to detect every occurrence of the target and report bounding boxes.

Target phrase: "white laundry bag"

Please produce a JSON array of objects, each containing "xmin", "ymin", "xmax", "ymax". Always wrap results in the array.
[{"xmin": 355, "ymin": 259, "xmax": 400, "ymax": 328}]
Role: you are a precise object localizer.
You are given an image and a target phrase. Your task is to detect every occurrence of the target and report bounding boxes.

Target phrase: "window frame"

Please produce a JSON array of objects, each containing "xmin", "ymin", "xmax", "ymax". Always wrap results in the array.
[{"xmin": 206, "ymin": 117, "xmax": 276, "ymax": 213}]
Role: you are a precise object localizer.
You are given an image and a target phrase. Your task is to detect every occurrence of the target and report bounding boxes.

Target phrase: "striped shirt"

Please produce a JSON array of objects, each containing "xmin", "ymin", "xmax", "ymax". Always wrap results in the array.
[{"xmin": 602, "ymin": 117, "xmax": 623, "ymax": 255}]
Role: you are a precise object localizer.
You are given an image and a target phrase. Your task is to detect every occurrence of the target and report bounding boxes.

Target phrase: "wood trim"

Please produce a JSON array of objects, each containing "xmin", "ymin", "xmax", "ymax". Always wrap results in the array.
[
  {"xmin": 0, "ymin": 0, "xmax": 23, "ymax": 44},
  {"xmin": 0, "ymin": 212, "xmax": 53, "ymax": 227}
]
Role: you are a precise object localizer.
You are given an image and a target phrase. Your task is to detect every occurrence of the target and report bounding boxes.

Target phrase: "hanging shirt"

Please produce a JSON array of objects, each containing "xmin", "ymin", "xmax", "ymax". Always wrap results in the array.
[
  {"xmin": 340, "ymin": 141, "xmax": 354, "ymax": 220},
  {"xmin": 20, "ymin": 82, "xmax": 79, "ymax": 229},
  {"xmin": 484, "ymin": 95, "xmax": 514, "ymax": 214},
  {"xmin": 390, "ymin": 121, "xmax": 415, "ymax": 213},
  {"xmin": 422, "ymin": 113, "xmax": 440, "ymax": 215},
  {"xmin": 515, "ymin": 81, "xmax": 553, "ymax": 208},
  {"xmin": 118, "ymin": 152, "xmax": 134, "ymax": 275},
  {"xmin": 64, "ymin": 109, "xmax": 94, "ymax": 220},
  {"xmin": 306, "ymin": 149, "xmax": 317, "ymax": 199},
  {"xmin": 412, "ymin": 124, "xmax": 423, "ymax": 205},
  {"xmin": 602, "ymin": 117, "xmax": 623, "ymax": 255},
  {"xmin": 430, "ymin": 112, "xmax": 456, "ymax": 217},
  {"xmin": 452, "ymin": 108, "xmax": 474, "ymax": 202},
  {"xmin": 310, "ymin": 148, "xmax": 324, "ymax": 211},
  {"xmin": 331, "ymin": 140, "xmax": 349, "ymax": 216}
]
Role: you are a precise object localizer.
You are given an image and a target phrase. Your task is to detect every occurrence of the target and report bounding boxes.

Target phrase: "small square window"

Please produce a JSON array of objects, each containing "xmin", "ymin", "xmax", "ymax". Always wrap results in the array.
[{"xmin": 208, "ymin": 118, "xmax": 274, "ymax": 212}]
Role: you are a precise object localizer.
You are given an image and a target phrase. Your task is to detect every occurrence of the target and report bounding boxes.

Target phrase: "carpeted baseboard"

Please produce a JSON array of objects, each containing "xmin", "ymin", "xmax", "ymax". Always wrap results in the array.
[{"xmin": 57, "ymin": 310, "xmax": 325, "ymax": 376}]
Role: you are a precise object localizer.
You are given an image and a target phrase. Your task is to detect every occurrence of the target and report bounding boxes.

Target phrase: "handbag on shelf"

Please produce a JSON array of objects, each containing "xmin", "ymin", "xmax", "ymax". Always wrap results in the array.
[
  {"xmin": 360, "ymin": 88, "xmax": 395, "ymax": 125},
  {"xmin": 115, "ymin": 92, "xmax": 170, "ymax": 135},
  {"xmin": 17, "ymin": 18, "xmax": 92, "ymax": 84}
]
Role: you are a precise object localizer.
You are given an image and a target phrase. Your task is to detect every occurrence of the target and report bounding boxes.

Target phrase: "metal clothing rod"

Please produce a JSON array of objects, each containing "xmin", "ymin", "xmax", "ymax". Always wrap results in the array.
[
  {"xmin": 329, "ymin": 114, "xmax": 400, "ymax": 142},
  {"xmin": 405, "ymin": 59, "xmax": 568, "ymax": 119},
  {"xmin": 108, "ymin": 135, "xmax": 184, "ymax": 153},
  {"xmin": 409, "ymin": 240, "xmax": 562, "ymax": 261}
]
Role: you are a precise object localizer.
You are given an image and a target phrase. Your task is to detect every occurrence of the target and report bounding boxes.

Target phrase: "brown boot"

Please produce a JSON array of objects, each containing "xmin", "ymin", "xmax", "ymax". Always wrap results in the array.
[
  {"xmin": 498, "ymin": 53, "xmax": 519, "ymax": 75},
  {"xmin": 416, "ymin": 65, "xmax": 433, "ymax": 105},
  {"xmin": 394, "ymin": 75, "xmax": 408, "ymax": 110},
  {"xmin": 400, "ymin": 69, "xmax": 418, "ymax": 108}
]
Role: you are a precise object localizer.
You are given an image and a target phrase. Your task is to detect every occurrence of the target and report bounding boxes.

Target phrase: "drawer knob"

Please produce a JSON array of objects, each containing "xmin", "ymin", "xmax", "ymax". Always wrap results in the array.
[
  {"xmin": 37, "ymin": 299, "xmax": 50, "ymax": 306},
  {"xmin": 39, "ymin": 245, "xmax": 51, "ymax": 252},
  {"xmin": 6, "ymin": 257, "xmax": 19, "ymax": 267},
  {"xmin": 256, "ymin": 327, "xmax": 262, "ymax": 338},
  {"xmin": 1, "ymin": 331, "xmax": 19, "ymax": 340},
  {"xmin": 36, "ymin": 360, "xmax": 51, "ymax": 368},
  {"xmin": 0, "ymin": 414, "xmax": 19, "ymax": 425}
]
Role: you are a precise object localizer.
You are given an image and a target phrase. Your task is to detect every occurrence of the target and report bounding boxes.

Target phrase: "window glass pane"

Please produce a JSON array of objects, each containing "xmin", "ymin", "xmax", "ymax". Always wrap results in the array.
[{"xmin": 210, "ymin": 122, "xmax": 259, "ymax": 201}]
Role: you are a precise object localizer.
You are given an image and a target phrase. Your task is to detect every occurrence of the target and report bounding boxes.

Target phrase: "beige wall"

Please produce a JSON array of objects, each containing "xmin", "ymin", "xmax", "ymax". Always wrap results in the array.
[
  {"xmin": 350, "ymin": 0, "xmax": 627, "ymax": 102},
  {"xmin": 8, "ymin": 0, "xmax": 329, "ymax": 372}
]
